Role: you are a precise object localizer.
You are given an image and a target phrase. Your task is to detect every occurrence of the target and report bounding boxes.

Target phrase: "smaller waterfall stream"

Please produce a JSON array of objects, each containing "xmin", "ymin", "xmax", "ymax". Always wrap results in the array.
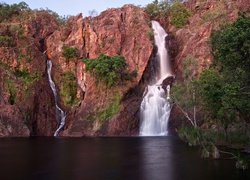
[
  {"xmin": 140, "ymin": 21, "xmax": 172, "ymax": 136},
  {"xmin": 47, "ymin": 60, "xmax": 66, "ymax": 136}
]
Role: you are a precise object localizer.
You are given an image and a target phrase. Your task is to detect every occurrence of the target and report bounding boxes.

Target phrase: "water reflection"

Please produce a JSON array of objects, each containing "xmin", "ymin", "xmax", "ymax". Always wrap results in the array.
[
  {"xmin": 140, "ymin": 137, "xmax": 173, "ymax": 180},
  {"xmin": 0, "ymin": 137, "xmax": 249, "ymax": 180}
]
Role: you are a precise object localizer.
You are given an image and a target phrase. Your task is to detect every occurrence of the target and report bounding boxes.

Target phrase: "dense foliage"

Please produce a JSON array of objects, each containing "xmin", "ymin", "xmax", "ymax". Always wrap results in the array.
[
  {"xmin": 169, "ymin": 1, "xmax": 190, "ymax": 28},
  {"xmin": 145, "ymin": 0, "xmax": 170, "ymax": 18},
  {"xmin": 205, "ymin": 12, "xmax": 250, "ymax": 123},
  {"xmin": 83, "ymin": 53, "xmax": 136, "ymax": 88},
  {"xmin": 145, "ymin": 0, "xmax": 190, "ymax": 28},
  {"xmin": 172, "ymin": 12, "xmax": 250, "ymax": 153},
  {"xmin": 61, "ymin": 45, "xmax": 77, "ymax": 64},
  {"xmin": 0, "ymin": 1, "xmax": 30, "ymax": 22},
  {"xmin": 171, "ymin": 55, "xmax": 200, "ymax": 127},
  {"xmin": 60, "ymin": 71, "xmax": 78, "ymax": 105},
  {"xmin": 95, "ymin": 92, "xmax": 122, "ymax": 126},
  {"xmin": 0, "ymin": 1, "xmax": 66, "ymax": 25}
]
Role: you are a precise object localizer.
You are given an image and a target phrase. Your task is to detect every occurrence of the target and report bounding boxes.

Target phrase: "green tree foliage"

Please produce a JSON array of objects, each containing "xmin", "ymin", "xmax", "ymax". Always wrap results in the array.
[
  {"xmin": 61, "ymin": 45, "xmax": 77, "ymax": 64},
  {"xmin": 14, "ymin": 67, "xmax": 41, "ymax": 86},
  {"xmin": 206, "ymin": 12, "xmax": 250, "ymax": 122},
  {"xmin": 0, "ymin": 1, "xmax": 30, "ymax": 22},
  {"xmin": 145, "ymin": 0, "xmax": 170, "ymax": 18},
  {"xmin": 171, "ymin": 55, "xmax": 200, "ymax": 127},
  {"xmin": 211, "ymin": 12, "xmax": 250, "ymax": 71},
  {"xmin": 3, "ymin": 75, "xmax": 17, "ymax": 105},
  {"xmin": 0, "ymin": 35, "xmax": 13, "ymax": 47},
  {"xmin": 83, "ymin": 53, "xmax": 136, "ymax": 88},
  {"xmin": 0, "ymin": 25, "xmax": 25, "ymax": 47},
  {"xmin": 60, "ymin": 71, "xmax": 78, "ymax": 105},
  {"xmin": 145, "ymin": 1, "xmax": 190, "ymax": 28},
  {"xmin": 170, "ymin": 1, "xmax": 190, "ymax": 28},
  {"xmin": 95, "ymin": 92, "xmax": 121, "ymax": 124}
]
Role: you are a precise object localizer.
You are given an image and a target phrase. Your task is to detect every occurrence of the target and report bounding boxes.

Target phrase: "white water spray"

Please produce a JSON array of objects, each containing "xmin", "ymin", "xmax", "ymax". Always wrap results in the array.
[
  {"xmin": 47, "ymin": 60, "xmax": 66, "ymax": 136},
  {"xmin": 140, "ymin": 21, "xmax": 172, "ymax": 136}
]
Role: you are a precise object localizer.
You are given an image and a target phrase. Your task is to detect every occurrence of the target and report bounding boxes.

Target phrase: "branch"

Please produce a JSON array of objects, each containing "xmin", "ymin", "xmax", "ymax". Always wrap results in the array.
[{"xmin": 175, "ymin": 103, "xmax": 195, "ymax": 127}]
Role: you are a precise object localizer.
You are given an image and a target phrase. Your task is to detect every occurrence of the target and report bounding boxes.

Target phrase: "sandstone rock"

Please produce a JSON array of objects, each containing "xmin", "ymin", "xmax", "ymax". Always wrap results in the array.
[
  {"xmin": 45, "ymin": 4, "xmax": 153, "ymax": 136},
  {"xmin": 1, "ymin": 0, "xmax": 249, "ymax": 137},
  {"xmin": 168, "ymin": 0, "xmax": 250, "ymax": 130}
]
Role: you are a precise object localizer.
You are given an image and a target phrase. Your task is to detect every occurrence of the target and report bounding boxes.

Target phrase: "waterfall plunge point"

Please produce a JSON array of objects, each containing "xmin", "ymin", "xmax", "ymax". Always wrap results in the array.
[{"xmin": 139, "ymin": 21, "xmax": 172, "ymax": 136}]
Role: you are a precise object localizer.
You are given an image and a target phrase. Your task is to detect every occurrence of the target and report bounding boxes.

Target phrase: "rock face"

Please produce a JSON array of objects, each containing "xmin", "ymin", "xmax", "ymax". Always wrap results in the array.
[
  {"xmin": 1, "ymin": 0, "xmax": 249, "ymax": 137},
  {"xmin": 64, "ymin": 5, "xmax": 152, "ymax": 136},
  {"xmin": 167, "ymin": 0, "xmax": 250, "ymax": 131},
  {"xmin": 0, "ymin": 4, "xmax": 153, "ymax": 137},
  {"xmin": 0, "ymin": 5, "xmax": 153, "ymax": 137},
  {"xmin": 0, "ymin": 10, "xmax": 59, "ymax": 136}
]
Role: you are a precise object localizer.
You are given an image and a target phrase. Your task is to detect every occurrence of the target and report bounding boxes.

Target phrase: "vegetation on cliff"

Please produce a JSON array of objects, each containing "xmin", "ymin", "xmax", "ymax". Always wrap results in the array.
[
  {"xmin": 59, "ymin": 71, "xmax": 78, "ymax": 105},
  {"xmin": 95, "ymin": 91, "xmax": 122, "ymax": 129},
  {"xmin": 0, "ymin": 0, "xmax": 248, "ymax": 141},
  {"xmin": 146, "ymin": 0, "xmax": 190, "ymax": 28},
  {"xmin": 83, "ymin": 53, "xmax": 137, "ymax": 88},
  {"xmin": 62, "ymin": 45, "xmax": 78, "ymax": 65},
  {"xmin": 172, "ymin": 11, "xmax": 250, "ymax": 169}
]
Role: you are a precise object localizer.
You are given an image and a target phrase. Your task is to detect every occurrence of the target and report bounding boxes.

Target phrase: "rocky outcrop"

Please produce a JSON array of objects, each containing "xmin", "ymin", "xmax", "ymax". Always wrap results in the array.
[
  {"xmin": 0, "ymin": 10, "xmax": 59, "ymax": 136},
  {"xmin": 0, "ymin": 4, "xmax": 153, "ymax": 137},
  {"xmin": 1, "ymin": 0, "xmax": 249, "ymax": 137},
  {"xmin": 45, "ymin": 4, "xmax": 153, "ymax": 136},
  {"xmin": 167, "ymin": 0, "xmax": 250, "ymax": 131}
]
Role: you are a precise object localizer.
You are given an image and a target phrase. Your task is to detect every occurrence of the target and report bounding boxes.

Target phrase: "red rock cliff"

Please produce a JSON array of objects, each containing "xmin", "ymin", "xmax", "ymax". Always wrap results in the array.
[
  {"xmin": 1, "ymin": 0, "xmax": 249, "ymax": 137},
  {"xmin": 45, "ymin": 4, "xmax": 153, "ymax": 136}
]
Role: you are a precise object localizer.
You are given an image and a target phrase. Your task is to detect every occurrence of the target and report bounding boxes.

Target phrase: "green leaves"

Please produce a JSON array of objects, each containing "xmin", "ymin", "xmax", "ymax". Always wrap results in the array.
[
  {"xmin": 95, "ymin": 92, "xmax": 121, "ymax": 123},
  {"xmin": 60, "ymin": 71, "xmax": 78, "ymax": 105},
  {"xmin": 209, "ymin": 12, "xmax": 250, "ymax": 122},
  {"xmin": 0, "ymin": 1, "xmax": 30, "ymax": 22},
  {"xmin": 83, "ymin": 53, "xmax": 134, "ymax": 88},
  {"xmin": 145, "ymin": 0, "xmax": 170, "ymax": 18},
  {"xmin": 61, "ymin": 45, "xmax": 77, "ymax": 64},
  {"xmin": 170, "ymin": 1, "xmax": 190, "ymax": 28},
  {"xmin": 211, "ymin": 12, "xmax": 250, "ymax": 73}
]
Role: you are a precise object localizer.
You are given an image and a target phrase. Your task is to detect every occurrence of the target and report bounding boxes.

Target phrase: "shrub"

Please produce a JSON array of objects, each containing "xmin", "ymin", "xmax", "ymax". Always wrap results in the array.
[
  {"xmin": 14, "ymin": 67, "xmax": 41, "ymax": 89},
  {"xmin": 177, "ymin": 125, "xmax": 202, "ymax": 146},
  {"xmin": 3, "ymin": 75, "xmax": 17, "ymax": 105},
  {"xmin": 60, "ymin": 71, "xmax": 78, "ymax": 105},
  {"xmin": 145, "ymin": 0, "xmax": 170, "ymax": 18},
  {"xmin": 83, "ymin": 53, "xmax": 127, "ymax": 88},
  {"xmin": 62, "ymin": 45, "xmax": 77, "ymax": 64},
  {"xmin": 0, "ymin": 36, "xmax": 13, "ymax": 47},
  {"xmin": 95, "ymin": 92, "xmax": 122, "ymax": 126},
  {"xmin": 0, "ymin": 2, "xmax": 30, "ymax": 22},
  {"xmin": 206, "ymin": 12, "xmax": 250, "ymax": 122},
  {"xmin": 170, "ymin": 1, "xmax": 190, "ymax": 28}
]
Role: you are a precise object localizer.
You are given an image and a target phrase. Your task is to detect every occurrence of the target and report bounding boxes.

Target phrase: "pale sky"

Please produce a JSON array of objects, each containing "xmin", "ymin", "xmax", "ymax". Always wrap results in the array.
[{"xmin": 5, "ymin": 0, "xmax": 153, "ymax": 17}]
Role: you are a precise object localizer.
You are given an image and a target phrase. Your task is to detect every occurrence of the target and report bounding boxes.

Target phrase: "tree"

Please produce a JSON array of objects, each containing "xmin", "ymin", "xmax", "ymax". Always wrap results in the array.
[
  {"xmin": 61, "ymin": 45, "xmax": 77, "ymax": 65},
  {"xmin": 145, "ymin": 0, "xmax": 170, "ymax": 18},
  {"xmin": 0, "ymin": 1, "xmax": 30, "ymax": 22},
  {"xmin": 145, "ymin": 2, "xmax": 159, "ymax": 17},
  {"xmin": 171, "ymin": 55, "xmax": 201, "ymax": 127},
  {"xmin": 208, "ymin": 12, "xmax": 250, "ymax": 122},
  {"xmin": 88, "ymin": 9, "xmax": 98, "ymax": 17},
  {"xmin": 60, "ymin": 71, "xmax": 78, "ymax": 105},
  {"xmin": 169, "ymin": 1, "xmax": 190, "ymax": 28},
  {"xmin": 83, "ymin": 53, "xmax": 127, "ymax": 88}
]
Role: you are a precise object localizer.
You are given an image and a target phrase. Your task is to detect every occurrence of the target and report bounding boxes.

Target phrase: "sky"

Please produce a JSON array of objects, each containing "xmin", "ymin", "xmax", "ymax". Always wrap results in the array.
[{"xmin": 5, "ymin": 0, "xmax": 153, "ymax": 17}]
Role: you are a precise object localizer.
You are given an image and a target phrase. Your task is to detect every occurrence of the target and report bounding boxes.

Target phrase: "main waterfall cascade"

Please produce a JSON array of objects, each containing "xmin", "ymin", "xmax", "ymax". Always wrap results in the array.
[
  {"xmin": 47, "ymin": 60, "xmax": 66, "ymax": 136},
  {"xmin": 140, "ymin": 21, "xmax": 172, "ymax": 136}
]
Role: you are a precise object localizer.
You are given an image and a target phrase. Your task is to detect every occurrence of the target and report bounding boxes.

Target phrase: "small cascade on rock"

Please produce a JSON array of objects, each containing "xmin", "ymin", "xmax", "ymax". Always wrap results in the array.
[
  {"xmin": 47, "ymin": 60, "xmax": 66, "ymax": 136},
  {"xmin": 140, "ymin": 21, "xmax": 172, "ymax": 136}
]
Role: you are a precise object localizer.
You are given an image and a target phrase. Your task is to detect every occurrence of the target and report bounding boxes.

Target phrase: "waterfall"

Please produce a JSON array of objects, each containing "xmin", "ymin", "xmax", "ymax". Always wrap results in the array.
[
  {"xmin": 47, "ymin": 60, "xmax": 66, "ymax": 136},
  {"xmin": 140, "ymin": 21, "xmax": 172, "ymax": 136}
]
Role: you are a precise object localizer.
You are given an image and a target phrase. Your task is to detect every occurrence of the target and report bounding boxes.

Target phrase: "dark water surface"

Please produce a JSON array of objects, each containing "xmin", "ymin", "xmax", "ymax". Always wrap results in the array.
[{"xmin": 0, "ymin": 136, "xmax": 249, "ymax": 180}]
